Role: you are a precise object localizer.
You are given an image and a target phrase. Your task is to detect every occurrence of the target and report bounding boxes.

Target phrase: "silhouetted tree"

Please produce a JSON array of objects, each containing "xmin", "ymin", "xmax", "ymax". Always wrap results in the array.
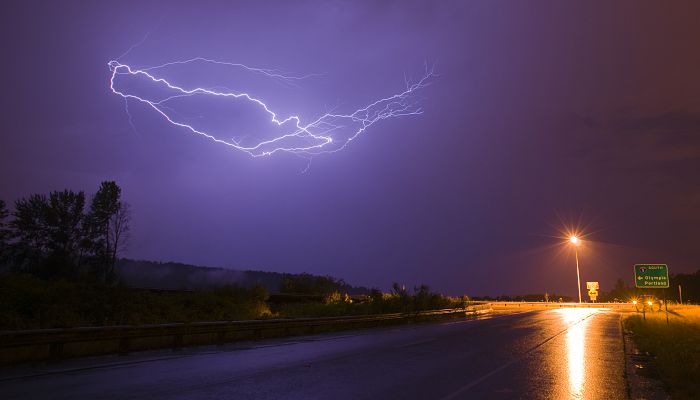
[
  {"xmin": 671, "ymin": 271, "xmax": 700, "ymax": 303},
  {"xmin": 413, "ymin": 284, "xmax": 433, "ymax": 310},
  {"xmin": 0, "ymin": 200, "xmax": 8, "ymax": 222},
  {"xmin": 11, "ymin": 193, "xmax": 51, "ymax": 273},
  {"xmin": 106, "ymin": 201, "xmax": 130, "ymax": 280},
  {"xmin": 0, "ymin": 200, "xmax": 9, "ymax": 262},
  {"xmin": 280, "ymin": 273, "xmax": 345, "ymax": 294},
  {"xmin": 604, "ymin": 278, "xmax": 629, "ymax": 302},
  {"xmin": 85, "ymin": 181, "xmax": 130, "ymax": 282},
  {"xmin": 369, "ymin": 288, "xmax": 383, "ymax": 302},
  {"xmin": 45, "ymin": 190, "xmax": 86, "ymax": 278},
  {"xmin": 391, "ymin": 282, "xmax": 408, "ymax": 297},
  {"xmin": 4, "ymin": 182, "xmax": 131, "ymax": 282},
  {"xmin": 10, "ymin": 191, "xmax": 85, "ymax": 278}
]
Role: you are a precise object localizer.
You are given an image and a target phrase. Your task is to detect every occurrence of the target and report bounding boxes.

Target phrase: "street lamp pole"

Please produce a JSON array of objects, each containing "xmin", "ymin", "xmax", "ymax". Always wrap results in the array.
[
  {"xmin": 570, "ymin": 235, "xmax": 582, "ymax": 303},
  {"xmin": 575, "ymin": 246, "xmax": 581, "ymax": 303}
]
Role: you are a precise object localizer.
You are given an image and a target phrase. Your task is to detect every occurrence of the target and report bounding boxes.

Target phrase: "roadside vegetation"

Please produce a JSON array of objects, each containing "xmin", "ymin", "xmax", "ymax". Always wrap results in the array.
[
  {"xmin": 0, "ymin": 183, "xmax": 469, "ymax": 330},
  {"xmin": 275, "ymin": 283, "xmax": 471, "ymax": 318},
  {"xmin": 0, "ymin": 181, "xmax": 130, "ymax": 283},
  {"xmin": 0, "ymin": 274, "xmax": 271, "ymax": 330},
  {"xmin": 624, "ymin": 305, "xmax": 700, "ymax": 399},
  {"xmin": 0, "ymin": 273, "xmax": 468, "ymax": 330}
]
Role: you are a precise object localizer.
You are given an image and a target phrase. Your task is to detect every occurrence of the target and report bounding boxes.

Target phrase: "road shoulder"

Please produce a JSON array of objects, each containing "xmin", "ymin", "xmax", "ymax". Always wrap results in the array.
[{"xmin": 621, "ymin": 315, "xmax": 670, "ymax": 400}]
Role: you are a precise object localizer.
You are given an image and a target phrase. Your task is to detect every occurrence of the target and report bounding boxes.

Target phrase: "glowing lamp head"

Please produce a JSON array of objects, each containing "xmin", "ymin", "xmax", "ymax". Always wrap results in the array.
[
  {"xmin": 632, "ymin": 300, "xmax": 637, "ymax": 305},
  {"xmin": 569, "ymin": 236, "xmax": 579, "ymax": 246},
  {"xmin": 647, "ymin": 301, "xmax": 653, "ymax": 306}
]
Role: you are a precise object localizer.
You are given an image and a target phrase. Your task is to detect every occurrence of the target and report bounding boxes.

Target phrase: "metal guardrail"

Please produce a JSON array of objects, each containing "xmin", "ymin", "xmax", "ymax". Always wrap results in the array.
[
  {"xmin": 0, "ymin": 305, "xmax": 490, "ymax": 365},
  {"xmin": 490, "ymin": 301, "xmax": 635, "ymax": 309}
]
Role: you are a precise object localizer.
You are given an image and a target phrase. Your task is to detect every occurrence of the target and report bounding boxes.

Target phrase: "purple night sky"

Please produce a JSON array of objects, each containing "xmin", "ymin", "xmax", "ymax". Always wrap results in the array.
[{"xmin": 1, "ymin": 1, "xmax": 699, "ymax": 296}]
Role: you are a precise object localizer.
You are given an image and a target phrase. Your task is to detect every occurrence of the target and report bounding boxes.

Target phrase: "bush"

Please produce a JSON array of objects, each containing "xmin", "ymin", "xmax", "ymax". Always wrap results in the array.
[
  {"xmin": 0, "ymin": 274, "xmax": 470, "ymax": 329},
  {"xmin": 276, "ymin": 284, "xmax": 471, "ymax": 318},
  {"xmin": 0, "ymin": 274, "xmax": 271, "ymax": 330}
]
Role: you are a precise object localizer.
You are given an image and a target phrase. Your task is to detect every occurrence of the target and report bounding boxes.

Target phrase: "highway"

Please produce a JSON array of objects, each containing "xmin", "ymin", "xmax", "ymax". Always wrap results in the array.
[{"xmin": 0, "ymin": 308, "xmax": 627, "ymax": 399}]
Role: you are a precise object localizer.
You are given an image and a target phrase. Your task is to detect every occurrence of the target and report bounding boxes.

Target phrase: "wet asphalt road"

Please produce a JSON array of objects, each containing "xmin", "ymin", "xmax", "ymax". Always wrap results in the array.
[{"xmin": 0, "ymin": 308, "xmax": 627, "ymax": 400}]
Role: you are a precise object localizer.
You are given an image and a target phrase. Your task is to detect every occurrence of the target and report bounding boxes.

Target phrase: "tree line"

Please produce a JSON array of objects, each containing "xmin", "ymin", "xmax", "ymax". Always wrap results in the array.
[
  {"xmin": 0, "ymin": 181, "xmax": 130, "ymax": 283},
  {"xmin": 279, "ymin": 272, "xmax": 361, "ymax": 295},
  {"xmin": 605, "ymin": 274, "xmax": 700, "ymax": 304}
]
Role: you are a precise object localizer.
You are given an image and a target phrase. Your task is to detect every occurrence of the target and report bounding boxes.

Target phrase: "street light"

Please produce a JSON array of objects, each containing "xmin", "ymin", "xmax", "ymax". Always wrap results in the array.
[{"xmin": 570, "ymin": 235, "xmax": 582, "ymax": 303}]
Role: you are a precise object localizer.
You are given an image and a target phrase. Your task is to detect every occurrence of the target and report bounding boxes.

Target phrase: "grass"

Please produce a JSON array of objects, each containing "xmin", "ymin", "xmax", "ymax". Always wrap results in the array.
[{"xmin": 624, "ymin": 305, "xmax": 700, "ymax": 399}]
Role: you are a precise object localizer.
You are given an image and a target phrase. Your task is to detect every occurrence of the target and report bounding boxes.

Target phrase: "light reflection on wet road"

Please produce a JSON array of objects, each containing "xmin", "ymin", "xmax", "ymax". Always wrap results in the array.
[
  {"xmin": 560, "ymin": 308, "xmax": 591, "ymax": 398},
  {"xmin": 0, "ymin": 308, "xmax": 627, "ymax": 399}
]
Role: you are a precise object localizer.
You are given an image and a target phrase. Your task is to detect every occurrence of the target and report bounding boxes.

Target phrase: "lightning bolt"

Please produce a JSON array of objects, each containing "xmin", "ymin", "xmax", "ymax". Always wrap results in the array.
[{"xmin": 108, "ymin": 57, "xmax": 434, "ymax": 158}]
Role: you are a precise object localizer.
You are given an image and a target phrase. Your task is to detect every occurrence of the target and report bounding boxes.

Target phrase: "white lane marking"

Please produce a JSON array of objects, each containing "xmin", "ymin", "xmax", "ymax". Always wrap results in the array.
[
  {"xmin": 439, "ymin": 310, "xmax": 536, "ymax": 326},
  {"xmin": 393, "ymin": 338, "xmax": 437, "ymax": 349}
]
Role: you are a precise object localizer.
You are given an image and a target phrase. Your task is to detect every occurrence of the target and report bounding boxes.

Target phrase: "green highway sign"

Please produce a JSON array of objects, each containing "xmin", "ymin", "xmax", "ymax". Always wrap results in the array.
[{"xmin": 634, "ymin": 264, "xmax": 669, "ymax": 288}]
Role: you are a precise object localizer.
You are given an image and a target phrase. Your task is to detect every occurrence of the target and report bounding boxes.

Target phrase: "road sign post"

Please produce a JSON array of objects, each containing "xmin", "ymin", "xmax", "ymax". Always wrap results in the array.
[
  {"xmin": 665, "ymin": 290, "xmax": 669, "ymax": 324},
  {"xmin": 586, "ymin": 281, "xmax": 599, "ymax": 303},
  {"xmin": 634, "ymin": 264, "xmax": 670, "ymax": 324},
  {"xmin": 587, "ymin": 290, "xmax": 598, "ymax": 302},
  {"xmin": 634, "ymin": 264, "xmax": 669, "ymax": 288}
]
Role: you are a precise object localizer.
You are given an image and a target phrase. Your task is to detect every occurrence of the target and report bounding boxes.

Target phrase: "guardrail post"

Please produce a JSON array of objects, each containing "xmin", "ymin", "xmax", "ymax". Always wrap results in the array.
[
  {"xmin": 48, "ymin": 342, "xmax": 64, "ymax": 361},
  {"xmin": 173, "ymin": 334, "xmax": 183, "ymax": 350},
  {"xmin": 118, "ymin": 337, "xmax": 130, "ymax": 355}
]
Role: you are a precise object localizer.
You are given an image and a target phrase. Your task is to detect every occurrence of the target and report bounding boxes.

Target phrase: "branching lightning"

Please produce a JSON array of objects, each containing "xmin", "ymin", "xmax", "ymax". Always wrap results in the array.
[{"xmin": 108, "ymin": 57, "xmax": 434, "ymax": 158}]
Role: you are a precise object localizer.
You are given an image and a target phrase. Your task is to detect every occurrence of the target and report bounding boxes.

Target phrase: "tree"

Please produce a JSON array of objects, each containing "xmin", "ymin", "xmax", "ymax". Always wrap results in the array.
[
  {"xmin": 45, "ymin": 190, "xmax": 86, "ymax": 278},
  {"xmin": 3, "ymin": 182, "xmax": 131, "ymax": 281},
  {"xmin": 0, "ymin": 200, "xmax": 9, "ymax": 261},
  {"xmin": 671, "ymin": 271, "xmax": 700, "ymax": 304},
  {"xmin": 603, "ymin": 278, "xmax": 631, "ymax": 302},
  {"xmin": 280, "ymin": 273, "xmax": 346, "ymax": 294},
  {"xmin": 11, "ymin": 194, "xmax": 51, "ymax": 273},
  {"xmin": 391, "ymin": 282, "xmax": 408, "ymax": 297},
  {"xmin": 106, "ymin": 201, "xmax": 130, "ymax": 281},
  {"xmin": 85, "ymin": 181, "xmax": 130, "ymax": 282},
  {"xmin": 45, "ymin": 190, "xmax": 85, "ymax": 255},
  {"xmin": 10, "ymin": 191, "xmax": 85, "ymax": 278},
  {"xmin": 0, "ymin": 199, "xmax": 8, "ymax": 223}
]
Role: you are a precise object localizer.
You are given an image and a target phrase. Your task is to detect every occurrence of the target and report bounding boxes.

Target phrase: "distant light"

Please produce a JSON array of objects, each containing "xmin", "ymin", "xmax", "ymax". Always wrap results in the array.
[
  {"xmin": 647, "ymin": 301, "xmax": 653, "ymax": 306},
  {"xmin": 569, "ymin": 236, "xmax": 579, "ymax": 245},
  {"xmin": 632, "ymin": 300, "xmax": 637, "ymax": 305}
]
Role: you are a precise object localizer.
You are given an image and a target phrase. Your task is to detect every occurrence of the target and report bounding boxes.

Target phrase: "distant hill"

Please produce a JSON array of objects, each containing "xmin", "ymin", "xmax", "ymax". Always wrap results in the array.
[{"xmin": 116, "ymin": 259, "xmax": 372, "ymax": 295}]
